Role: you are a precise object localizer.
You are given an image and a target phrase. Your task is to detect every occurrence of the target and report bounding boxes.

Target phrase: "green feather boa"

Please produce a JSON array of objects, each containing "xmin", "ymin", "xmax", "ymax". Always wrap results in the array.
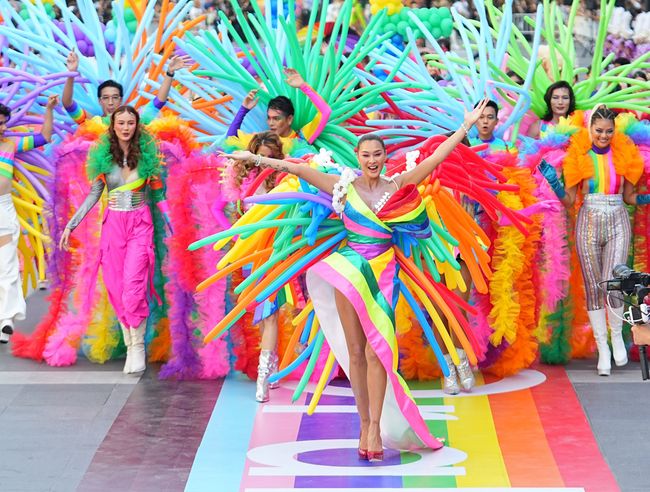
[{"xmin": 87, "ymin": 130, "xmax": 161, "ymax": 180}]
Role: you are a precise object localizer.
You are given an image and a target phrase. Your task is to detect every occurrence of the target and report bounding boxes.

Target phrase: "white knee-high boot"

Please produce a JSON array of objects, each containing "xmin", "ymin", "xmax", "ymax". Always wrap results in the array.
[
  {"xmin": 608, "ymin": 306, "xmax": 628, "ymax": 366},
  {"xmin": 129, "ymin": 321, "xmax": 147, "ymax": 374},
  {"xmin": 588, "ymin": 309, "xmax": 611, "ymax": 376},
  {"xmin": 120, "ymin": 323, "xmax": 132, "ymax": 374}
]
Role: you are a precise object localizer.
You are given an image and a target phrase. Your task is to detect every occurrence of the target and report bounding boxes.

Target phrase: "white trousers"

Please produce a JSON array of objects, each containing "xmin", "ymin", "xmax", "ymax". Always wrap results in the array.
[{"xmin": 0, "ymin": 194, "xmax": 25, "ymax": 326}]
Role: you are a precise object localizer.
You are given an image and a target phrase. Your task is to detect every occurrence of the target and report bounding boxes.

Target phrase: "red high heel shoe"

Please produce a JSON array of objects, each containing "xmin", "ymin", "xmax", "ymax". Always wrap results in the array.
[
  {"xmin": 367, "ymin": 450, "xmax": 384, "ymax": 462},
  {"xmin": 358, "ymin": 448, "xmax": 368, "ymax": 460}
]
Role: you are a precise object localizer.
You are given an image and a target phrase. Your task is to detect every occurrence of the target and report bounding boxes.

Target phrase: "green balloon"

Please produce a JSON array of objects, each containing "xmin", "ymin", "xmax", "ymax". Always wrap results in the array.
[
  {"xmin": 126, "ymin": 18, "xmax": 137, "ymax": 33},
  {"xmin": 429, "ymin": 13, "xmax": 441, "ymax": 29},
  {"xmin": 124, "ymin": 8, "xmax": 136, "ymax": 22},
  {"xmin": 384, "ymin": 21, "xmax": 397, "ymax": 33},
  {"xmin": 397, "ymin": 20, "xmax": 409, "ymax": 36},
  {"xmin": 440, "ymin": 17, "xmax": 453, "ymax": 36},
  {"xmin": 432, "ymin": 27, "xmax": 442, "ymax": 39},
  {"xmin": 396, "ymin": 7, "xmax": 410, "ymax": 22},
  {"xmin": 19, "ymin": 7, "xmax": 30, "ymax": 20},
  {"xmin": 440, "ymin": 7, "xmax": 452, "ymax": 20}
]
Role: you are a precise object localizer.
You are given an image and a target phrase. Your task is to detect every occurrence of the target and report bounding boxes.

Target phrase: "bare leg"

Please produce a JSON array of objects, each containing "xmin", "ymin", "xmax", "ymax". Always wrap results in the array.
[
  {"xmin": 335, "ymin": 289, "xmax": 370, "ymax": 451},
  {"xmin": 365, "ymin": 341, "xmax": 387, "ymax": 453},
  {"xmin": 259, "ymin": 312, "xmax": 278, "ymax": 351}
]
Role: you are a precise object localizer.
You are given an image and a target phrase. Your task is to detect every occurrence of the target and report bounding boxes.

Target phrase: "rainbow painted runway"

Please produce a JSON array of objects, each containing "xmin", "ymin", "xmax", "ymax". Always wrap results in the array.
[{"xmin": 185, "ymin": 365, "xmax": 619, "ymax": 492}]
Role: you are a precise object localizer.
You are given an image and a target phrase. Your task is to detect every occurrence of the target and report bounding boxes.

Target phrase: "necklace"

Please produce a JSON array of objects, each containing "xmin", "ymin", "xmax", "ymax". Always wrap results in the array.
[{"xmin": 373, "ymin": 191, "xmax": 391, "ymax": 212}]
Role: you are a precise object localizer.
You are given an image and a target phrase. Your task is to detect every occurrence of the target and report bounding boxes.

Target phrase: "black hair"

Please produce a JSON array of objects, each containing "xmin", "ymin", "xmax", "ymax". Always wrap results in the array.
[
  {"xmin": 97, "ymin": 80, "xmax": 124, "ymax": 99},
  {"xmin": 474, "ymin": 99, "xmax": 499, "ymax": 117},
  {"xmin": 590, "ymin": 105, "xmax": 616, "ymax": 126},
  {"xmin": 632, "ymin": 71, "xmax": 648, "ymax": 81},
  {"xmin": 0, "ymin": 103, "xmax": 11, "ymax": 120},
  {"xmin": 542, "ymin": 80, "xmax": 575, "ymax": 121},
  {"xmin": 356, "ymin": 133, "xmax": 386, "ymax": 151},
  {"xmin": 613, "ymin": 57, "xmax": 631, "ymax": 66},
  {"xmin": 507, "ymin": 70, "xmax": 524, "ymax": 85},
  {"xmin": 267, "ymin": 96, "xmax": 294, "ymax": 117}
]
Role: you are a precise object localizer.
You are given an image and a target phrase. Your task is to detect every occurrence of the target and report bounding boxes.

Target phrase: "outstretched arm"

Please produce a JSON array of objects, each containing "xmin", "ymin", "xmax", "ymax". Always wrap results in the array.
[
  {"xmin": 397, "ymin": 98, "xmax": 490, "ymax": 187},
  {"xmin": 221, "ymin": 150, "xmax": 340, "ymax": 195}
]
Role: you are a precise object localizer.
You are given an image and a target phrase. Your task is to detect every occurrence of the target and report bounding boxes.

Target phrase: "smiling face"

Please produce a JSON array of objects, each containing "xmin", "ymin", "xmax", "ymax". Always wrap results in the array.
[
  {"xmin": 356, "ymin": 139, "xmax": 386, "ymax": 180},
  {"xmin": 99, "ymin": 86, "xmax": 122, "ymax": 116},
  {"xmin": 550, "ymin": 87, "xmax": 571, "ymax": 118},
  {"xmin": 477, "ymin": 105, "xmax": 498, "ymax": 140},
  {"xmin": 113, "ymin": 110, "xmax": 138, "ymax": 144},
  {"xmin": 267, "ymin": 109, "xmax": 293, "ymax": 138},
  {"xmin": 590, "ymin": 118, "xmax": 615, "ymax": 149}
]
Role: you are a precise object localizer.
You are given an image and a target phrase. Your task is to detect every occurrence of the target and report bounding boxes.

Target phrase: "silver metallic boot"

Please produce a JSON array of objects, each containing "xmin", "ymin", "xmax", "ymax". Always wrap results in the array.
[
  {"xmin": 456, "ymin": 349, "xmax": 476, "ymax": 391},
  {"xmin": 442, "ymin": 354, "xmax": 461, "ymax": 395},
  {"xmin": 256, "ymin": 349, "xmax": 273, "ymax": 402},
  {"xmin": 268, "ymin": 350, "xmax": 279, "ymax": 390}
]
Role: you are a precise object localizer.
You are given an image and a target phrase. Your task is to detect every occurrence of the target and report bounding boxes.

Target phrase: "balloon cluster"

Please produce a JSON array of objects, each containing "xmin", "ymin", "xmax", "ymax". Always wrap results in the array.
[
  {"xmin": 19, "ymin": 0, "xmax": 55, "ymax": 19},
  {"xmin": 371, "ymin": 0, "xmax": 454, "ymax": 44},
  {"xmin": 104, "ymin": 5, "xmax": 138, "ymax": 48}
]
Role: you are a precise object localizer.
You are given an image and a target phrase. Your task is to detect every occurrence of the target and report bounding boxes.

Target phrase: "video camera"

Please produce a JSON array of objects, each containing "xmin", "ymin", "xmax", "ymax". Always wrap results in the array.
[{"xmin": 606, "ymin": 264, "xmax": 650, "ymax": 380}]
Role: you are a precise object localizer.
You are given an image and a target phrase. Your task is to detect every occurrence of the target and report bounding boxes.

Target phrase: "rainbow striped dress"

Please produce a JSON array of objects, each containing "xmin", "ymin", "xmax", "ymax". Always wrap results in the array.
[{"xmin": 307, "ymin": 183, "xmax": 444, "ymax": 451}]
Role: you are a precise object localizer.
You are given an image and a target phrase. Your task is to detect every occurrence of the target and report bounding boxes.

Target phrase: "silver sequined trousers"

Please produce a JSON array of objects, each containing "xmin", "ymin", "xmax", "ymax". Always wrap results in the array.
[{"xmin": 575, "ymin": 193, "xmax": 630, "ymax": 310}]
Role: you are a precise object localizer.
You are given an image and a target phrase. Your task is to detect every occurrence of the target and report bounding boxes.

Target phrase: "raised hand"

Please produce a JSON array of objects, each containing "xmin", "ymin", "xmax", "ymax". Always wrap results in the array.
[
  {"xmin": 242, "ymin": 89, "xmax": 259, "ymax": 110},
  {"xmin": 46, "ymin": 94, "xmax": 59, "ymax": 110},
  {"xmin": 464, "ymin": 97, "xmax": 490, "ymax": 128},
  {"xmin": 166, "ymin": 55, "xmax": 192, "ymax": 75},
  {"xmin": 66, "ymin": 50, "xmax": 79, "ymax": 72},
  {"xmin": 538, "ymin": 159, "xmax": 558, "ymax": 182},
  {"xmin": 284, "ymin": 68, "xmax": 305, "ymax": 88}
]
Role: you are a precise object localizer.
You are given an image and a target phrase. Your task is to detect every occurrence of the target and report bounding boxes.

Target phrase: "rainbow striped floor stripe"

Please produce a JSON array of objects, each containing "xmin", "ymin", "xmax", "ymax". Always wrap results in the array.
[{"xmin": 186, "ymin": 365, "xmax": 619, "ymax": 492}]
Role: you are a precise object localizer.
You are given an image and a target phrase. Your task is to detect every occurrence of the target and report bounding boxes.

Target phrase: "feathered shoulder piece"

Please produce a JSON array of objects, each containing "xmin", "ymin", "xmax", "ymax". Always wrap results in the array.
[
  {"xmin": 563, "ymin": 120, "xmax": 644, "ymax": 188},
  {"xmin": 615, "ymin": 112, "xmax": 650, "ymax": 148},
  {"xmin": 87, "ymin": 130, "xmax": 161, "ymax": 181}
]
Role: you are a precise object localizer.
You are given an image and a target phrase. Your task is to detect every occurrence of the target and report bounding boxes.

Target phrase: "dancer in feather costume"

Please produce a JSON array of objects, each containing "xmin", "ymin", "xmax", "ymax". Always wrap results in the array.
[
  {"xmin": 536, "ymin": 107, "xmax": 650, "ymax": 374},
  {"xmin": 192, "ymin": 99, "xmax": 529, "ymax": 456},
  {"xmin": 0, "ymin": 93, "xmax": 58, "ymax": 343},
  {"xmin": 6, "ymin": 1, "xmax": 231, "ymax": 377}
]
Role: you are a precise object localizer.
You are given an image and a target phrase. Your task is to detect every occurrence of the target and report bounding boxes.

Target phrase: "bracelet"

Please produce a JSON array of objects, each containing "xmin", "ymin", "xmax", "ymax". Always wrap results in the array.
[
  {"xmin": 460, "ymin": 122, "xmax": 470, "ymax": 135},
  {"xmin": 255, "ymin": 154, "xmax": 262, "ymax": 167},
  {"xmin": 166, "ymin": 70, "xmax": 175, "ymax": 78}
]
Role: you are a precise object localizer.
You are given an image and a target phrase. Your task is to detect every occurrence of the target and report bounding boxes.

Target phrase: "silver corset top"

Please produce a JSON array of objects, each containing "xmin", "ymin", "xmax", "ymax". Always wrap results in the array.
[
  {"xmin": 66, "ymin": 165, "xmax": 149, "ymax": 231},
  {"xmin": 107, "ymin": 189, "xmax": 147, "ymax": 211}
]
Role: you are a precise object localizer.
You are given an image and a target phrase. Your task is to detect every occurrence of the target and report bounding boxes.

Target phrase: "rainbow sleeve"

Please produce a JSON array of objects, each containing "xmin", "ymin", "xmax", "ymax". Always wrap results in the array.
[
  {"xmin": 64, "ymin": 101, "xmax": 87, "ymax": 125},
  {"xmin": 140, "ymin": 96, "xmax": 166, "ymax": 123},
  {"xmin": 15, "ymin": 134, "xmax": 47, "ymax": 152}
]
